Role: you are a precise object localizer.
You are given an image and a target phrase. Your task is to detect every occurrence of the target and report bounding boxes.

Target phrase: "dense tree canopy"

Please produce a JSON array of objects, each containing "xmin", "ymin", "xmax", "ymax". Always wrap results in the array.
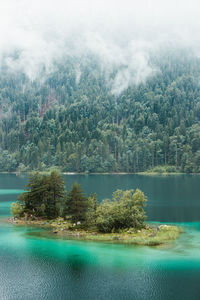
[
  {"xmin": 1, "ymin": 50, "xmax": 200, "ymax": 173},
  {"xmin": 18, "ymin": 170, "xmax": 66, "ymax": 219},
  {"xmin": 96, "ymin": 189, "xmax": 147, "ymax": 233}
]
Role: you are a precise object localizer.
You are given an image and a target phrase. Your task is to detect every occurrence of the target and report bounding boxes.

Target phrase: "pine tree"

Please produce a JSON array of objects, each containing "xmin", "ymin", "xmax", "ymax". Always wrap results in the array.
[
  {"xmin": 45, "ymin": 170, "xmax": 65, "ymax": 219},
  {"xmin": 18, "ymin": 171, "xmax": 66, "ymax": 219},
  {"xmin": 63, "ymin": 182, "xmax": 88, "ymax": 224},
  {"xmin": 18, "ymin": 172, "xmax": 44, "ymax": 214}
]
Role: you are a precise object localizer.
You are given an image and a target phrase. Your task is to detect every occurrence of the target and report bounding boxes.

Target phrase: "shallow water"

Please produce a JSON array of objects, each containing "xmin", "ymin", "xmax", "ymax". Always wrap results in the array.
[{"xmin": 0, "ymin": 174, "xmax": 200, "ymax": 300}]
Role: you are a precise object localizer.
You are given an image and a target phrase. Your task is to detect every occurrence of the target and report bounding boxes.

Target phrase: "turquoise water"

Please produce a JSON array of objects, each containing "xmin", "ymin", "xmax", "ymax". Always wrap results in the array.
[{"xmin": 0, "ymin": 174, "xmax": 200, "ymax": 299}]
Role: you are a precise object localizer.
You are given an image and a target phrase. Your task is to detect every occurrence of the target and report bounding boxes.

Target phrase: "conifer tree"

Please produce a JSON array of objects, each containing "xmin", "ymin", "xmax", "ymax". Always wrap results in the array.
[
  {"xmin": 63, "ymin": 182, "xmax": 88, "ymax": 224},
  {"xmin": 45, "ymin": 170, "xmax": 65, "ymax": 219},
  {"xmin": 18, "ymin": 171, "xmax": 66, "ymax": 219},
  {"xmin": 18, "ymin": 172, "xmax": 45, "ymax": 215}
]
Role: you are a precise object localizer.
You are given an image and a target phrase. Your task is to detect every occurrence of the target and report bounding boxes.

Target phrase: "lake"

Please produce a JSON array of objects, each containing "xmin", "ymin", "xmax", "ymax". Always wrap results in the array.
[{"xmin": 0, "ymin": 173, "xmax": 200, "ymax": 299}]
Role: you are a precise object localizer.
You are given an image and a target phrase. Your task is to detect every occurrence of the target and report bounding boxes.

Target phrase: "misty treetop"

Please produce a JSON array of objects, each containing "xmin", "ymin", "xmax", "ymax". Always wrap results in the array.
[{"xmin": 0, "ymin": 50, "xmax": 200, "ymax": 173}]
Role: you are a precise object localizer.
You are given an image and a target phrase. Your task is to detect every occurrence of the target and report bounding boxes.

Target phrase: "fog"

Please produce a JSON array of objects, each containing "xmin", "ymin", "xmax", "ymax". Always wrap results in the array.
[{"xmin": 1, "ymin": 0, "xmax": 200, "ymax": 93}]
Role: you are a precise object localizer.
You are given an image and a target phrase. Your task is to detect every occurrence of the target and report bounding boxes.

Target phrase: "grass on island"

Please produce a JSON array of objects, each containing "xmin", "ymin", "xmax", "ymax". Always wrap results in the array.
[{"xmin": 10, "ymin": 217, "xmax": 183, "ymax": 246}]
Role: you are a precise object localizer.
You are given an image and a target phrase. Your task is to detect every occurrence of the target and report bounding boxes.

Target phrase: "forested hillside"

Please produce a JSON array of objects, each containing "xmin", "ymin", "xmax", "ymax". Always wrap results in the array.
[{"xmin": 0, "ymin": 50, "xmax": 200, "ymax": 173}]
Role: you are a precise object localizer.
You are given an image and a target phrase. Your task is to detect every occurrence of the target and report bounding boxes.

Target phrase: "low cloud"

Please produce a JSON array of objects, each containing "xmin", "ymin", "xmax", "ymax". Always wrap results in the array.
[{"xmin": 0, "ymin": 0, "xmax": 200, "ymax": 93}]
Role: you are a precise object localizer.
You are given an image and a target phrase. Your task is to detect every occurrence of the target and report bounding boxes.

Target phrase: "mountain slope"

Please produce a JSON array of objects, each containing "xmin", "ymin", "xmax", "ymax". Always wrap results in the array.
[{"xmin": 0, "ymin": 50, "xmax": 200, "ymax": 173}]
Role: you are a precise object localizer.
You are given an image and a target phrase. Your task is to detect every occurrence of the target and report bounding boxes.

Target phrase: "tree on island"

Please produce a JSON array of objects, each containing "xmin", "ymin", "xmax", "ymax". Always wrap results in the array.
[
  {"xmin": 85, "ymin": 193, "xmax": 98, "ymax": 227},
  {"xmin": 18, "ymin": 172, "xmax": 42, "ymax": 214},
  {"xmin": 11, "ymin": 171, "xmax": 147, "ymax": 234},
  {"xmin": 17, "ymin": 170, "xmax": 66, "ymax": 219},
  {"xmin": 63, "ymin": 182, "xmax": 88, "ymax": 225},
  {"xmin": 45, "ymin": 171, "xmax": 66, "ymax": 218},
  {"xmin": 96, "ymin": 189, "xmax": 147, "ymax": 233}
]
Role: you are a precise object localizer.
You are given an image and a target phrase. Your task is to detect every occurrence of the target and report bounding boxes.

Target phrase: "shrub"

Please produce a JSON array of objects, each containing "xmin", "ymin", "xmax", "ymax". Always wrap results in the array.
[
  {"xmin": 10, "ymin": 202, "xmax": 24, "ymax": 218},
  {"xmin": 96, "ymin": 189, "xmax": 147, "ymax": 233},
  {"xmin": 165, "ymin": 166, "xmax": 177, "ymax": 173}
]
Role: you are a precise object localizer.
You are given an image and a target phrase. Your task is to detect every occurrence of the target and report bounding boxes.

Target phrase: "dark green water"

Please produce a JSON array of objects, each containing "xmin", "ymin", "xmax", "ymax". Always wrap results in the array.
[{"xmin": 0, "ymin": 174, "xmax": 200, "ymax": 300}]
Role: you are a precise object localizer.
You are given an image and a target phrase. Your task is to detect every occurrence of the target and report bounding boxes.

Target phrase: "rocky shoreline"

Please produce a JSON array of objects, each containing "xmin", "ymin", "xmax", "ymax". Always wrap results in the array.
[{"xmin": 8, "ymin": 217, "xmax": 183, "ymax": 246}]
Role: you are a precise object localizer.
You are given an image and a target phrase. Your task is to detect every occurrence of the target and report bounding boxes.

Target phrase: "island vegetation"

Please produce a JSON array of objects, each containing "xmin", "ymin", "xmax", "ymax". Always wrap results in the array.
[
  {"xmin": 10, "ymin": 170, "xmax": 182, "ymax": 246},
  {"xmin": 138, "ymin": 165, "xmax": 183, "ymax": 175}
]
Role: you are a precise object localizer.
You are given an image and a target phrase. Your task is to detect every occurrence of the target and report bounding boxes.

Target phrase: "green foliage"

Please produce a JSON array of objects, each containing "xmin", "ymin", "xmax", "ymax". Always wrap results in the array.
[
  {"xmin": 85, "ymin": 193, "xmax": 98, "ymax": 227},
  {"xmin": 13, "ymin": 172, "xmax": 148, "ymax": 233},
  {"xmin": 46, "ymin": 170, "xmax": 65, "ymax": 218},
  {"xmin": 95, "ymin": 199, "xmax": 116, "ymax": 233},
  {"xmin": 10, "ymin": 201, "xmax": 24, "ymax": 218},
  {"xmin": 145, "ymin": 165, "xmax": 179, "ymax": 173},
  {"xmin": 18, "ymin": 171, "xmax": 66, "ymax": 219},
  {"xmin": 0, "ymin": 51, "xmax": 199, "ymax": 173},
  {"xmin": 73, "ymin": 225, "xmax": 182, "ymax": 246},
  {"xmin": 96, "ymin": 189, "xmax": 147, "ymax": 233},
  {"xmin": 63, "ymin": 182, "xmax": 88, "ymax": 224}
]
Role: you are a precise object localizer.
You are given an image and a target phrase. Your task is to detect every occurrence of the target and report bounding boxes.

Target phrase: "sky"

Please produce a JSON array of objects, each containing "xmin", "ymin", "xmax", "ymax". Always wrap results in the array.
[{"xmin": 0, "ymin": 0, "xmax": 200, "ymax": 93}]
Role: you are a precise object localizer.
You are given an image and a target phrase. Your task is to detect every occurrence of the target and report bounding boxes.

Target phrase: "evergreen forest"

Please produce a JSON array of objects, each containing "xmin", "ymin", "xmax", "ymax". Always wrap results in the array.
[{"xmin": 1, "ymin": 49, "xmax": 200, "ymax": 173}]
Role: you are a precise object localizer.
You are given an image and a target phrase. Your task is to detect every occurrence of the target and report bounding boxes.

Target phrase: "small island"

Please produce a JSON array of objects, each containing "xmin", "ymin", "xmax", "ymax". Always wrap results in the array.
[{"xmin": 10, "ymin": 171, "xmax": 182, "ymax": 246}]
